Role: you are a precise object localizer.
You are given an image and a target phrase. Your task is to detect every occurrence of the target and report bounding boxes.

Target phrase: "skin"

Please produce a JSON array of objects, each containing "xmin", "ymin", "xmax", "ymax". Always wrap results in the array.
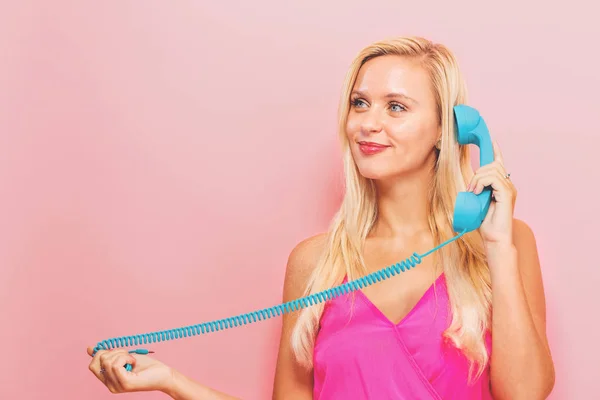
[{"xmin": 87, "ymin": 54, "xmax": 555, "ymax": 399}]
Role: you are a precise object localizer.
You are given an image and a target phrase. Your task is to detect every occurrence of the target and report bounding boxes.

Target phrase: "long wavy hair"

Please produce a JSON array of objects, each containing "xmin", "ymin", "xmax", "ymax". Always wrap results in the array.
[{"xmin": 290, "ymin": 36, "xmax": 492, "ymax": 382}]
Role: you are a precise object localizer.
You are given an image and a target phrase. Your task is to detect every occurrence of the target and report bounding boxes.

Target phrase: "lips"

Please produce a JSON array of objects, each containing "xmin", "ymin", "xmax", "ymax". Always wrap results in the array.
[
  {"xmin": 358, "ymin": 141, "xmax": 389, "ymax": 148},
  {"xmin": 358, "ymin": 141, "xmax": 390, "ymax": 155}
]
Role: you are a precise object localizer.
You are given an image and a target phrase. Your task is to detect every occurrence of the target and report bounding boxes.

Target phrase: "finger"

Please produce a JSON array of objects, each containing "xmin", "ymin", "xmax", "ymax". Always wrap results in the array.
[
  {"xmin": 99, "ymin": 350, "xmax": 119, "ymax": 391},
  {"xmin": 468, "ymin": 170, "xmax": 505, "ymax": 195},
  {"xmin": 103, "ymin": 350, "xmax": 131, "ymax": 393},
  {"xmin": 492, "ymin": 140, "xmax": 504, "ymax": 164},
  {"xmin": 472, "ymin": 159, "xmax": 507, "ymax": 177},
  {"xmin": 468, "ymin": 161, "xmax": 508, "ymax": 191},
  {"xmin": 88, "ymin": 349, "xmax": 108, "ymax": 384},
  {"xmin": 471, "ymin": 171, "xmax": 513, "ymax": 201},
  {"xmin": 112, "ymin": 353, "xmax": 138, "ymax": 392},
  {"xmin": 476, "ymin": 166, "xmax": 515, "ymax": 189}
]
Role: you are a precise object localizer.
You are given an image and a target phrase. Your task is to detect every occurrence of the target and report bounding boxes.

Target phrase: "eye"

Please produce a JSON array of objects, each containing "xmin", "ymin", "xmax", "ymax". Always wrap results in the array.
[
  {"xmin": 350, "ymin": 98, "xmax": 367, "ymax": 108},
  {"xmin": 390, "ymin": 102, "xmax": 406, "ymax": 112}
]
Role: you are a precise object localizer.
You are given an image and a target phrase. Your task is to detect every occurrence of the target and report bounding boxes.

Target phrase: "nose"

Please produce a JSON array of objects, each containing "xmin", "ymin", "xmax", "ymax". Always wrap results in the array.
[{"xmin": 361, "ymin": 110, "xmax": 382, "ymax": 135}]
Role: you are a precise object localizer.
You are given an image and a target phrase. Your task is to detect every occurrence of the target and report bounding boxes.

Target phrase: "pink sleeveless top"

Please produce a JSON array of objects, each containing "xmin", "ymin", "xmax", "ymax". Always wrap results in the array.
[{"xmin": 313, "ymin": 273, "xmax": 492, "ymax": 399}]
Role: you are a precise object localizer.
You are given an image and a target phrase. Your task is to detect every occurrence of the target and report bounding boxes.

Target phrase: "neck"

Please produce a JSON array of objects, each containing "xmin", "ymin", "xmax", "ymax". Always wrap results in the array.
[{"xmin": 370, "ymin": 165, "xmax": 435, "ymax": 239}]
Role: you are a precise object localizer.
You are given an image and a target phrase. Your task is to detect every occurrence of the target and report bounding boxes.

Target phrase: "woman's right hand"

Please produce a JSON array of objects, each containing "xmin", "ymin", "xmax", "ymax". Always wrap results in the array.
[{"xmin": 87, "ymin": 346, "xmax": 175, "ymax": 395}]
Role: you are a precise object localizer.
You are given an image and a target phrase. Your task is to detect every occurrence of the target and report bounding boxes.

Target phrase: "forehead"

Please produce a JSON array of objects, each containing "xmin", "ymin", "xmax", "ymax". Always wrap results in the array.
[{"xmin": 353, "ymin": 55, "xmax": 432, "ymax": 101}]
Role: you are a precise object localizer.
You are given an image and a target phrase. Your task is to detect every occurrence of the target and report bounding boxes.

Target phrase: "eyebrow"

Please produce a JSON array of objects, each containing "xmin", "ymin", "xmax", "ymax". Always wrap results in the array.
[{"xmin": 350, "ymin": 90, "xmax": 418, "ymax": 104}]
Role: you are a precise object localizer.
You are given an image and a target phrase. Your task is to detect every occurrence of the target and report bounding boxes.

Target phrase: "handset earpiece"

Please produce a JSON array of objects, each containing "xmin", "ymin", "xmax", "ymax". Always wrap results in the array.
[{"xmin": 452, "ymin": 105, "xmax": 494, "ymax": 234}]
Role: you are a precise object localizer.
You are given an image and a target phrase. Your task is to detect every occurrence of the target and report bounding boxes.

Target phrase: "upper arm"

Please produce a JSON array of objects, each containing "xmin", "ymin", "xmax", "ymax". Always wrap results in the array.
[
  {"xmin": 512, "ymin": 218, "xmax": 551, "ymax": 353},
  {"xmin": 272, "ymin": 233, "xmax": 328, "ymax": 400}
]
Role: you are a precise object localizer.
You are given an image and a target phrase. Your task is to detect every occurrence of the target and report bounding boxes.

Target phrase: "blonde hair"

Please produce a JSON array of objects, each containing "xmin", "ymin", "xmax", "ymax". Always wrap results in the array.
[{"xmin": 290, "ymin": 36, "xmax": 492, "ymax": 382}]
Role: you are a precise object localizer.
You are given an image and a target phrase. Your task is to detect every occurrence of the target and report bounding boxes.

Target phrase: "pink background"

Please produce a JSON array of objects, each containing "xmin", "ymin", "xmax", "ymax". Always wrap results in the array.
[{"xmin": 1, "ymin": 1, "xmax": 597, "ymax": 399}]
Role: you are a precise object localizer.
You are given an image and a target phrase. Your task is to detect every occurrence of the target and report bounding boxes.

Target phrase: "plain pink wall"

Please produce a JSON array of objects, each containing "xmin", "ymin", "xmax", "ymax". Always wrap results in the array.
[{"xmin": 1, "ymin": 1, "xmax": 598, "ymax": 399}]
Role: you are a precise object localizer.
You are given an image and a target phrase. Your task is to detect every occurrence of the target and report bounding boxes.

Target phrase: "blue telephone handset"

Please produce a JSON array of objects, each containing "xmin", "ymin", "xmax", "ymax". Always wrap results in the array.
[
  {"xmin": 90, "ymin": 105, "xmax": 495, "ymax": 371},
  {"xmin": 452, "ymin": 105, "xmax": 494, "ymax": 233}
]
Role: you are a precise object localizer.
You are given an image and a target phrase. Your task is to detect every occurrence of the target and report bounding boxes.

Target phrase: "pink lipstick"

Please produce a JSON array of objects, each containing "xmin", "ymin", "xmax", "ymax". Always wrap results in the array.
[{"xmin": 358, "ymin": 141, "xmax": 390, "ymax": 155}]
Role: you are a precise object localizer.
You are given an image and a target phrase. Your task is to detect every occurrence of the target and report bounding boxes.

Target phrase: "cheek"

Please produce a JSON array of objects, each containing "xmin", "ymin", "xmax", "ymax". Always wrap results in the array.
[
  {"xmin": 388, "ymin": 118, "xmax": 436, "ymax": 146},
  {"xmin": 345, "ymin": 117, "xmax": 360, "ymax": 137}
]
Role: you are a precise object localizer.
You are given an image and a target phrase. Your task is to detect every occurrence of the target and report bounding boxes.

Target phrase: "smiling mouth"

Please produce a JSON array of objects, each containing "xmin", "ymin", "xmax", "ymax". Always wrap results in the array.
[
  {"xmin": 358, "ymin": 142, "xmax": 390, "ymax": 155},
  {"xmin": 357, "ymin": 141, "xmax": 390, "ymax": 147}
]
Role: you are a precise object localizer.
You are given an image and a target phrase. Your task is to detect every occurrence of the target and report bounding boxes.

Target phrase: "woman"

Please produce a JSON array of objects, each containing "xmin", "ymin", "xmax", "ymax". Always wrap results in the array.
[{"xmin": 87, "ymin": 36, "xmax": 555, "ymax": 399}]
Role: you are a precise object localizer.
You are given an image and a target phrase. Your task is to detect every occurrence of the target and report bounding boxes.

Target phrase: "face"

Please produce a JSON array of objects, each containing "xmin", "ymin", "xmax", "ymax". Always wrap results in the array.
[{"xmin": 346, "ymin": 55, "xmax": 440, "ymax": 181}]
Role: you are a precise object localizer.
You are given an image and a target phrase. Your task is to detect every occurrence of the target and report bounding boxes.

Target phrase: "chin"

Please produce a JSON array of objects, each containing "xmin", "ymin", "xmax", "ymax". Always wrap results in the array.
[
  {"xmin": 355, "ymin": 156, "xmax": 424, "ymax": 181},
  {"xmin": 355, "ymin": 164, "xmax": 400, "ymax": 181}
]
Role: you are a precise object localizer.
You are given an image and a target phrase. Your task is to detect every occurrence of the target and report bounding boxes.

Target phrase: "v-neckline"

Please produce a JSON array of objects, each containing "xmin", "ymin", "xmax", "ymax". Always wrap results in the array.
[{"xmin": 353, "ymin": 273, "xmax": 445, "ymax": 327}]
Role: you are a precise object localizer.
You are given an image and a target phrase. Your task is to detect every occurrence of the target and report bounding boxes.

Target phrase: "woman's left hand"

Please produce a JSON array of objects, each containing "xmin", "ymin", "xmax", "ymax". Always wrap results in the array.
[
  {"xmin": 87, "ymin": 346, "xmax": 174, "ymax": 394},
  {"xmin": 466, "ymin": 140, "xmax": 517, "ymax": 247}
]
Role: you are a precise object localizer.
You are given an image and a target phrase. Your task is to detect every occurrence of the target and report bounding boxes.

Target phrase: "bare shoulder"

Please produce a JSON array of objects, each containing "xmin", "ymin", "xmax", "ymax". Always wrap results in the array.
[
  {"xmin": 511, "ymin": 218, "xmax": 542, "ymax": 275},
  {"xmin": 512, "ymin": 218, "xmax": 542, "ymax": 273},
  {"xmin": 512, "ymin": 218, "xmax": 536, "ymax": 244},
  {"xmin": 283, "ymin": 232, "xmax": 329, "ymax": 299},
  {"xmin": 272, "ymin": 233, "xmax": 329, "ymax": 399},
  {"xmin": 511, "ymin": 218, "xmax": 550, "ymax": 333}
]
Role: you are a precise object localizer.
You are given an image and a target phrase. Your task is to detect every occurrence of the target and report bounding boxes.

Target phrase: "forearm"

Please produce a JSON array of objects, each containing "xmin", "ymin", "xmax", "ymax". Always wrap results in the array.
[
  {"xmin": 487, "ymin": 244, "xmax": 554, "ymax": 399},
  {"xmin": 162, "ymin": 368, "xmax": 241, "ymax": 400}
]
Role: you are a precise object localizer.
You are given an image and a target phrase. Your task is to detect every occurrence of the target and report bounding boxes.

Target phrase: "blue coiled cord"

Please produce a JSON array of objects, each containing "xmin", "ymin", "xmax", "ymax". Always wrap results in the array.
[{"xmin": 92, "ymin": 230, "xmax": 466, "ymax": 371}]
